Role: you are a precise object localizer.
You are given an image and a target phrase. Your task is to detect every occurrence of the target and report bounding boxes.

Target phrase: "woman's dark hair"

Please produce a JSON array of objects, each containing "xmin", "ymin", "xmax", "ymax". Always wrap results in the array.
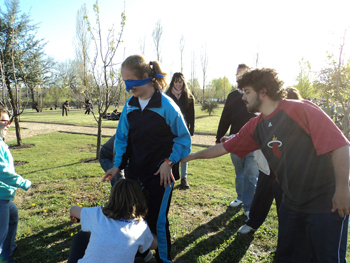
[
  {"xmin": 286, "ymin": 87, "xmax": 303, "ymax": 100},
  {"xmin": 166, "ymin": 72, "xmax": 194, "ymax": 109},
  {"xmin": 237, "ymin": 68, "xmax": 286, "ymax": 101},
  {"xmin": 102, "ymin": 179, "xmax": 148, "ymax": 222}
]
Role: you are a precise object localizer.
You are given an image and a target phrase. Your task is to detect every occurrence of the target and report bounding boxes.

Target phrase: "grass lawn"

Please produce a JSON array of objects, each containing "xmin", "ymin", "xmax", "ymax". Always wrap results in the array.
[
  {"xmin": 18, "ymin": 104, "xmax": 224, "ymax": 134},
  {"xmin": 7, "ymin": 132, "xmax": 350, "ymax": 262},
  {"xmin": 7, "ymin": 132, "xmax": 275, "ymax": 263}
]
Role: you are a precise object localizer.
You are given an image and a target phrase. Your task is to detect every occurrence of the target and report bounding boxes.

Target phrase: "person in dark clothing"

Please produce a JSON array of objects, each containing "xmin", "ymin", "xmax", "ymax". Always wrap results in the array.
[
  {"xmin": 62, "ymin": 100, "xmax": 69, "ymax": 116},
  {"xmin": 216, "ymin": 64, "xmax": 259, "ymax": 218},
  {"xmin": 85, "ymin": 99, "xmax": 92, "ymax": 115},
  {"xmin": 99, "ymin": 134, "xmax": 125, "ymax": 187},
  {"xmin": 166, "ymin": 72, "xmax": 195, "ymax": 189},
  {"xmin": 102, "ymin": 55, "xmax": 191, "ymax": 263},
  {"xmin": 182, "ymin": 68, "xmax": 350, "ymax": 262},
  {"xmin": 238, "ymin": 86, "xmax": 302, "ymax": 235}
]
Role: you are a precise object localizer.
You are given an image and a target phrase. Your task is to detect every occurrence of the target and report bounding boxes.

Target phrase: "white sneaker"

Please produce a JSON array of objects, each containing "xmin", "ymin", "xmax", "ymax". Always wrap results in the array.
[
  {"xmin": 229, "ymin": 199, "xmax": 243, "ymax": 207},
  {"xmin": 144, "ymin": 250, "xmax": 153, "ymax": 262},
  {"xmin": 238, "ymin": 224, "xmax": 255, "ymax": 235},
  {"xmin": 244, "ymin": 211, "xmax": 250, "ymax": 218}
]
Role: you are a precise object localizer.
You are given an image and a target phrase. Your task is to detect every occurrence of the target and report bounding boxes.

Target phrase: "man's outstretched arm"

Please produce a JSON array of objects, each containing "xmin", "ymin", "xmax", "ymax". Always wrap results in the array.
[{"xmin": 181, "ymin": 143, "xmax": 229, "ymax": 163}]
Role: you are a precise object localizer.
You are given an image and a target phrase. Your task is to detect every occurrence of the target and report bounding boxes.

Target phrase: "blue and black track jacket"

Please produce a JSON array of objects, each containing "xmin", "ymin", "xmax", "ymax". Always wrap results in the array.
[{"xmin": 114, "ymin": 89, "xmax": 191, "ymax": 186}]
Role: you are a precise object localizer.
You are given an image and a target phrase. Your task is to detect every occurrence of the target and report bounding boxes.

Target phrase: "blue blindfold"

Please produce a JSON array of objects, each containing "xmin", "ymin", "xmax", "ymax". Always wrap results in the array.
[{"xmin": 124, "ymin": 73, "xmax": 164, "ymax": 92}]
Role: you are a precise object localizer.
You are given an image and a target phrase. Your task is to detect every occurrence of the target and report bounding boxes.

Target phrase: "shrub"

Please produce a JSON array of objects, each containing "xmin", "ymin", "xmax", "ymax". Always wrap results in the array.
[{"xmin": 201, "ymin": 100, "xmax": 218, "ymax": 115}]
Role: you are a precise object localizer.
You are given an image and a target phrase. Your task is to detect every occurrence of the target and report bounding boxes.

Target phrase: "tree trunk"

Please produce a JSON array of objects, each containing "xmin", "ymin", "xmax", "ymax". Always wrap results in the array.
[
  {"xmin": 14, "ymin": 116, "xmax": 22, "ymax": 145},
  {"xmin": 96, "ymin": 115, "xmax": 102, "ymax": 159},
  {"xmin": 6, "ymin": 78, "xmax": 22, "ymax": 146}
]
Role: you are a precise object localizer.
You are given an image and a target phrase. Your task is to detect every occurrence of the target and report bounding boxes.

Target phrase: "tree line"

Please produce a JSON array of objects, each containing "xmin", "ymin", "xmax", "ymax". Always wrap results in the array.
[{"xmin": 1, "ymin": 0, "xmax": 349, "ymax": 150}]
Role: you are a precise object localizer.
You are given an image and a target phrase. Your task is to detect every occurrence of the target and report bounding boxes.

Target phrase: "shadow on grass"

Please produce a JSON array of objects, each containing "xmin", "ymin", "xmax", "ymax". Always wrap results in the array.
[
  {"xmin": 13, "ymin": 222, "xmax": 79, "ymax": 263},
  {"xmin": 172, "ymin": 207, "xmax": 253, "ymax": 262},
  {"xmin": 21, "ymin": 162, "xmax": 83, "ymax": 176},
  {"xmin": 195, "ymin": 115, "xmax": 218, "ymax": 120}
]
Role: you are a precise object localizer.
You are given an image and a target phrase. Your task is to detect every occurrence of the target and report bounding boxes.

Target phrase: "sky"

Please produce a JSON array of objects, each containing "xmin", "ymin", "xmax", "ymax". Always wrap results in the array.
[{"xmin": 3, "ymin": 0, "xmax": 350, "ymax": 88}]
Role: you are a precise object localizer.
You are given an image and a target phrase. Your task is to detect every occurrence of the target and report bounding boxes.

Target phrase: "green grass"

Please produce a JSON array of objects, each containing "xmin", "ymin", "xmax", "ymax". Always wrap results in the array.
[
  {"xmin": 7, "ymin": 133, "xmax": 275, "ymax": 263},
  {"xmin": 7, "ymin": 132, "xmax": 349, "ymax": 262},
  {"xmin": 18, "ymin": 104, "xmax": 224, "ymax": 134}
]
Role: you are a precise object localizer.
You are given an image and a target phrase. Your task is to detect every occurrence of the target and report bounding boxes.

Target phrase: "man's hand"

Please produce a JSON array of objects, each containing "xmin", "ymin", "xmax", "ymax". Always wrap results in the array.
[
  {"xmin": 331, "ymin": 145, "xmax": 350, "ymax": 217},
  {"xmin": 102, "ymin": 167, "xmax": 120, "ymax": 182},
  {"xmin": 332, "ymin": 189, "xmax": 350, "ymax": 217},
  {"xmin": 154, "ymin": 161, "xmax": 175, "ymax": 188}
]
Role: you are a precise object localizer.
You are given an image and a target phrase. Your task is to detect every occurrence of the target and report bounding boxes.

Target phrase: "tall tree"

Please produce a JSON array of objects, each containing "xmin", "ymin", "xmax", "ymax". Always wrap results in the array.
[
  {"xmin": 189, "ymin": 50, "xmax": 197, "ymax": 95},
  {"xmin": 74, "ymin": 4, "xmax": 92, "ymax": 102},
  {"xmin": 86, "ymin": 0, "xmax": 125, "ymax": 158},
  {"xmin": 315, "ymin": 29, "xmax": 350, "ymax": 138},
  {"xmin": 179, "ymin": 35, "xmax": 185, "ymax": 72},
  {"xmin": 208, "ymin": 77, "xmax": 231, "ymax": 100},
  {"xmin": 294, "ymin": 58, "xmax": 314, "ymax": 99},
  {"xmin": 138, "ymin": 35, "xmax": 146, "ymax": 56},
  {"xmin": 200, "ymin": 45, "xmax": 208, "ymax": 99},
  {"xmin": 152, "ymin": 20, "xmax": 163, "ymax": 62},
  {"xmin": 187, "ymin": 78, "xmax": 201, "ymax": 100},
  {"xmin": 0, "ymin": 0, "xmax": 46, "ymax": 145}
]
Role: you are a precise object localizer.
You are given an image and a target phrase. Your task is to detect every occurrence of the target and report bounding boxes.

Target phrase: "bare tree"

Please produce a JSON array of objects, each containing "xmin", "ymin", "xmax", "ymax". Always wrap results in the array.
[
  {"xmin": 74, "ymin": 4, "xmax": 92, "ymax": 101},
  {"xmin": 179, "ymin": 35, "xmax": 185, "ymax": 72},
  {"xmin": 138, "ymin": 35, "xmax": 146, "ymax": 56},
  {"xmin": 190, "ymin": 50, "xmax": 197, "ymax": 94},
  {"xmin": 152, "ymin": 20, "xmax": 163, "ymax": 62},
  {"xmin": 86, "ymin": 0, "xmax": 125, "ymax": 158},
  {"xmin": 200, "ymin": 45, "xmax": 209, "ymax": 99}
]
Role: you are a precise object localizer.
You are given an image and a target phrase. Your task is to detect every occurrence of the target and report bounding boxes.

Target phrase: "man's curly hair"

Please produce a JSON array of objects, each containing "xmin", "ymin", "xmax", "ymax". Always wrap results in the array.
[{"xmin": 237, "ymin": 68, "xmax": 286, "ymax": 101}]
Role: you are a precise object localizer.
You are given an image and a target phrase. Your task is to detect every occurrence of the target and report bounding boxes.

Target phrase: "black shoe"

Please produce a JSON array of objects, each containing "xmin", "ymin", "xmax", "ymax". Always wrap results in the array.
[{"xmin": 181, "ymin": 178, "xmax": 190, "ymax": 189}]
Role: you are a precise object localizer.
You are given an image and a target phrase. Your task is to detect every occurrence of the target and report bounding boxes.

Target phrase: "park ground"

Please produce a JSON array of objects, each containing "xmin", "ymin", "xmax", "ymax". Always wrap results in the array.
[{"xmin": 4, "ymin": 106, "xmax": 350, "ymax": 263}]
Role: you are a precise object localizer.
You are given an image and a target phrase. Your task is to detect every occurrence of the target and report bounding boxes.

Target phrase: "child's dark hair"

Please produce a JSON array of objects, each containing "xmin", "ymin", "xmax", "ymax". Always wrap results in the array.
[{"xmin": 102, "ymin": 179, "xmax": 148, "ymax": 222}]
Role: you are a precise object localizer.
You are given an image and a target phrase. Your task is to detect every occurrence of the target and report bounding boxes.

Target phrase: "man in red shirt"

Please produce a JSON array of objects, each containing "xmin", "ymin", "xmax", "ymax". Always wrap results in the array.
[{"xmin": 182, "ymin": 68, "xmax": 350, "ymax": 262}]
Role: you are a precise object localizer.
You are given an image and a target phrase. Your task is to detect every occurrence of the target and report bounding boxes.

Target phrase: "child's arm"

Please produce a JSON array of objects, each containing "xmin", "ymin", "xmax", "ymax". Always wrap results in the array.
[
  {"xmin": 70, "ymin": 205, "xmax": 83, "ymax": 222},
  {"xmin": 149, "ymin": 233, "xmax": 158, "ymax": 250}
]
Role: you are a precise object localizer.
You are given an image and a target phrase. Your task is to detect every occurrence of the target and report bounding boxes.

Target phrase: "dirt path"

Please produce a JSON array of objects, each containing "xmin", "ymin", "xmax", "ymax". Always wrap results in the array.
[{"xmin": 7, "ymin": 122, "xmax": 216, "ymax": 147}]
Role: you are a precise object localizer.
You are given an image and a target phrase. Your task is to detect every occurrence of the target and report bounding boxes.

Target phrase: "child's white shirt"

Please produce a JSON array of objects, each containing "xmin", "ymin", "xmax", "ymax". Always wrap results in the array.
[{"xmin": 78, "ymin": 207, "xmax": 153, "ymax": 263}]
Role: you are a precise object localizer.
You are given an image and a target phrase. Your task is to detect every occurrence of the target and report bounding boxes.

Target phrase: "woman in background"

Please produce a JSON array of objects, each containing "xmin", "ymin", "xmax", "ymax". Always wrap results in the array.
[{"xmin": 166, "ymin": 72, "xmax": 195, "ymax": 189}]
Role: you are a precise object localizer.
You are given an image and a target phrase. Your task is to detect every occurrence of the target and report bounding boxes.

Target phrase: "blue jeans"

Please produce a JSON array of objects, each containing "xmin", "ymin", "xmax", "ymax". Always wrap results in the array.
[
  {"xmin": 0, "ymin": 200, "xmax": 18, "ymax": 260},
  {"xmin": 230, "ymin": 153, "xmax": 259, "ymax": 212},
  {"xmin": 276, "ymin": 202, "xmax": 349, "ymax": 262},
  {"xmin": 99, "ymin": 157, "xmax": 124, "ymax": 187},
  {"xmin": 180, "ymin": 162, "xmax": 188, "ymax": 179}
]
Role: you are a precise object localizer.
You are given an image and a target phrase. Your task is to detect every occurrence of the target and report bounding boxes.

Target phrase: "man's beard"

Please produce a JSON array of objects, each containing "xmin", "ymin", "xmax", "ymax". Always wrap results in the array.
[{"xmin": 246, "ymin": 94, "xmax": 262, "ymax": 113}]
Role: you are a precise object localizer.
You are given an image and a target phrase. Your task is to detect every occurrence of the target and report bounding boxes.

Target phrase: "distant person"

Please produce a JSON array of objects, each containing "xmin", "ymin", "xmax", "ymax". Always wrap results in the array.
[
  {"xmin": 84, "ymin": 99, "xmax": 92, "ymax": 115},
  {"xmin": 216, "ymin": 64, "xmax": 259, "ymax": 218},
  {"xmin": 166, "ymin": 72, "xmax": 195, "ymax": 189},
  {"xmin": 62, "ymin": 100, "xmax": 70, "ymax": 116},
  {"xmin": 108, "ymin": 109, "xmax": 121, "ymax": 120},
  {"xmin": 68, "ymin": 179, "xmax": 157, "ymax": 263},
  {"xmin": 102, "ymin": 55, "xmax": 191, "ymax": 263},
  {"xmin": 0, "ymin": 108, "xmax": 32, "ymax": 262},
  {"xmin": 182, "ymin": 68, "xmax": 350, "ymax": 262},
  {"xmin": 99, "ymin": 134, "xmax": 125, "ymax": 187}
]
